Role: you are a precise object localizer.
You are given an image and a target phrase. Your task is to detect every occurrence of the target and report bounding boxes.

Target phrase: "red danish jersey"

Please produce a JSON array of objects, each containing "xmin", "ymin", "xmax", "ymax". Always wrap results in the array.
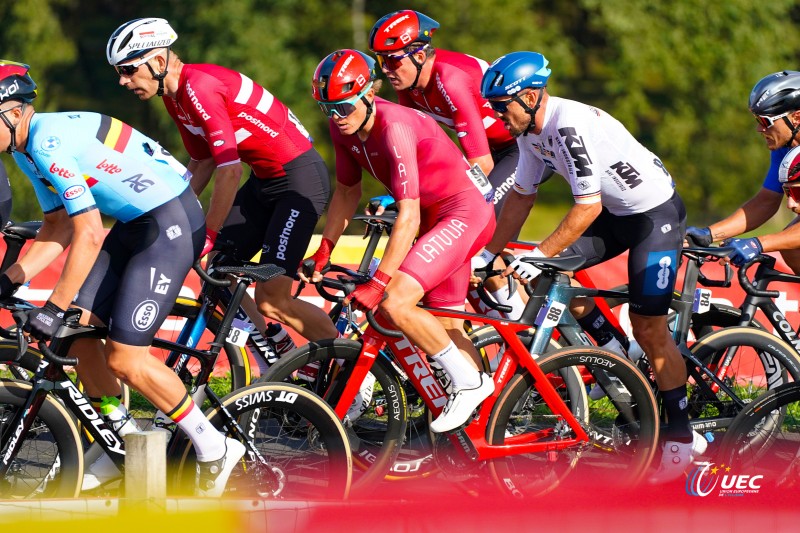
[
  {"xmin": 331, "ymin": 97, "xmax": 484, "ymax": 209},
  {"xmin": 163, "ymin": 64, "xmax": 313, "ymax": 178},
  {"xmin": 397, "ymin": 49, "xmax": 515, "ymax": 159}
]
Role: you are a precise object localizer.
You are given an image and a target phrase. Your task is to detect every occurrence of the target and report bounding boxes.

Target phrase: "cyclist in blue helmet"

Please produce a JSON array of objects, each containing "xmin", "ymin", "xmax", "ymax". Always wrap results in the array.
[
  {"xmin": 686, "ymin": 71, "xmax": 800, "ymax": 273},
  {"xmin": 474, "ymin": 51, "xmax": 703, "ymax": 484}
]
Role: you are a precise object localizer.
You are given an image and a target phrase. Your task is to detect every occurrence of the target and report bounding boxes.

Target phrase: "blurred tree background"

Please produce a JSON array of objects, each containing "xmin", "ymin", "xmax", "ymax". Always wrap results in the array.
[{"xmin": 2, "ymin": 0, "xmax": 799, "ymax": 236}]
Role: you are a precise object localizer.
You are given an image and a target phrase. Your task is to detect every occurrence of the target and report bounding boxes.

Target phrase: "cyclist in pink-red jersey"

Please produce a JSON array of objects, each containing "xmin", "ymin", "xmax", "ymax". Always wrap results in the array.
[
  {"xmin": 106, "ymin": 18, "xmax": 338, "ymax": 356},
  {"xmin": 369, "ymin": 10, "xmax": 526, "ymax": 318},
  {"xmin": 301, "ymin": 49, "xmax": 496, "ymax": 433}
]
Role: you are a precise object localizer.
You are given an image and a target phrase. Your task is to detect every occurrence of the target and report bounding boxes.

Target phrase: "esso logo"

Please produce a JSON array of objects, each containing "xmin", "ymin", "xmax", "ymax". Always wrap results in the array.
[
  {"xmin": 132, "ymin": 300, "xmax": 159, "ymax": 332},
  {"xmin": 63, "ymin": 185, "xmax": 86, "ymax": 200}
]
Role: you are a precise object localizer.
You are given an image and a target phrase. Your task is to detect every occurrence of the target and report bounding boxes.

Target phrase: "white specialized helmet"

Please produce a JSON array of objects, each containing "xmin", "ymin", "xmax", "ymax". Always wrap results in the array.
[{"xmin": 106, "ymin": 18, "xmax": 178, "ymax": 66}]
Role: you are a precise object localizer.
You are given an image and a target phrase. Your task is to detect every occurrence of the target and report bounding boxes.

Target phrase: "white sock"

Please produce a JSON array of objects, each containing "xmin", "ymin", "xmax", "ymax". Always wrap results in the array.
[
  {"xmin": 431, "ymin": 341, "xmax": 481, "ymax": 390},
  {"xmin": 171, "ymin": 398, "xmax": 227, "ymax": 462},
  {"xmin": 490, "ymin": 288, "xmax": 526, "ymax": 321}
]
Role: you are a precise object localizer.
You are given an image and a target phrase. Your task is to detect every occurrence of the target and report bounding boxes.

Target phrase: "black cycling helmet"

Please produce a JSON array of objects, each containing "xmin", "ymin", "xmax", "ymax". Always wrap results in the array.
[
  {"xmin": 0, "ymin": 60, "xmax": 37, "ymax": 154},
  {"xmin": 749, "ymin": 71, "xmax": 800, "ymax": 116},
  {"xmin": 0, "ymin": 60, "xmax": 37, "ymax": 104}
]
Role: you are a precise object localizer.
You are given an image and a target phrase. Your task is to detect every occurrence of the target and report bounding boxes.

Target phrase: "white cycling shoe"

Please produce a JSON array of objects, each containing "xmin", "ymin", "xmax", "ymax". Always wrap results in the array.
[
  {"xmin": 82, "ymin": 452, "xmax": 122, "ymax": 491},
  {"xmin": 345, "ymin": 372, "xmax": 377, "ymax": 423},
  {"xmin": 648, "ymin": 431, "xmax": 707, "ymax": 484},
  {"xmin": 429, "ymin": 373, "xmax": 494, "ymax": 434},
  {"xmin": 196, "ymin": 438, "xmax": 246, "ymax": 497}
]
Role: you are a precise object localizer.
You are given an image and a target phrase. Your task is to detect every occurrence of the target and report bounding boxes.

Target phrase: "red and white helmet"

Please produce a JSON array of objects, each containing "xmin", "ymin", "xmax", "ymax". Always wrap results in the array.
[
  {"xmin": 106, "ymin": 18, "xmax": 178, "ymax": 66},
  {"xmin": 0, "ymin": 60, "xmax": 37, "ymax": 104},
  {"xmin": 779, "ymin": 145, "xmax": 800, "ymax": 184},
  {"xmin": 368, "ymin": 10, "xmax": 440, "ymax": 53},
  {"xmin": 312, "ymin": 50, "xmax": 376, "ymax": 103}
]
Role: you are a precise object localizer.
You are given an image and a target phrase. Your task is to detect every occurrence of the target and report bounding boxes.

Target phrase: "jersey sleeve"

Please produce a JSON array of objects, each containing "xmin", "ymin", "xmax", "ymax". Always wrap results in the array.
[
  {"xmin": 762, "ymin": 147, "xmax": 787, "ymax": 193},
  {"xmin": 381, "ymin": 122, "xmax": 420, "ymax": 201},
  {"xmin": 163, "ymin": 98, "xmax": 212, "ymax": 161},
  {"xmin": 514, "ymin": 140, "xmax": 551, "ymax": 195},
  {"xmin": 30, "ymin": 150, "xmax": 97, "ymax": 217},
  {"xmin": 330, "ymin": 123, "xmax": 363, "ymax": 187},
  {"xmin": 182, "ymin": 76, "xmax": 241, "ymax": 168},
  {"xmin": 442, "ymin": 70, "xmax": 491, "ymax": 160}
]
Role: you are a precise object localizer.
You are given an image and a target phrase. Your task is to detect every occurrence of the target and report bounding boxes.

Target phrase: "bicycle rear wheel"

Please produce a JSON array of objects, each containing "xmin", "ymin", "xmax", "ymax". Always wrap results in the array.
[
  {"xmin": 176, "ymin": 382, "xmax": 352, "ymax": 499},
  {"xmin": 259, "ymin": 339, "xmax": 407, "ymax": 492},
  {"xmin": 0, "ymin": 380, "xmax": 83, "ymax": 498},
  {"xmin": 487, "ymin": 346, "xmax": 659, "ymax": 496},
  {"xmin": 716, "ymin": 382, "xmax": 800, "ymax": 490}
]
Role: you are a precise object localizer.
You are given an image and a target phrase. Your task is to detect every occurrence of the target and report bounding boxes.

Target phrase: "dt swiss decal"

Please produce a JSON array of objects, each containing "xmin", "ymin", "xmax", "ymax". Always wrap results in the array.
[{"xmin": 63, "ymin": 185, "xmax": 86, "ymax": 201}]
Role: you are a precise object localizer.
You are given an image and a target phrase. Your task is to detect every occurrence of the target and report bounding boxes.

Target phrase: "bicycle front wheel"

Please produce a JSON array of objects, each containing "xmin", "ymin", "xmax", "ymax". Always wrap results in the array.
[
  {"xmin": 487, "ymin": 346, "xmax": 659, "ymax": 496},
  {"xmin": 177, "ymin": 382, "xmax": 352, "ymax": 499},
  {"xmin": 717, "ymin": 382, "xmax": 800, "ymax": 490},
  {"xmin": 260, "ymin": 339, "xmax": 407, "ymax": 491},
  {"xmin": 0, "ymin": 380, "xmax": 84, "ymax": 498}
]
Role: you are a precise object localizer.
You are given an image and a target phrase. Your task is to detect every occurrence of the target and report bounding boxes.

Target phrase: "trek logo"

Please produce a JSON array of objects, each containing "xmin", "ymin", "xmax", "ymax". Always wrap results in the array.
[
  {"xmin": 402, "ymin": 350, "xmax": 448, "ymax": 408},
  {"xmin": 414, "ymin": 219, "xmax": 469, "ymax": 264},
  {"xmin": 237, "ymin": 112, "xmax": 279, "ymax": 138},
  {"xmin": 384, "ymin": 14, "xmax": 410, "ymax": 33},
  {"xmin": 686, "ymin": 462, "xmax": 763, "ymax": 497},
  {"xmin": 337, "ymin": 54, "xmax": 354, "ymax": 77},
  {"xmin": 122, "ymin": 173, "xmax": 154, "ymax": 193},
  {"xmin": 96, "ymin": 159, "xmax": 123, "ymax": 174},
  {"xmin": 0, "ymin": 79, "xmax": 20, "ymax": 101},
  {"xmin": 610, "ymin": 161, "xmax": 642, "ymax": 189},
  {"xmin": 185, "ymin": 82, "xmax": 211, "ymax": 120},
  {"xmin": 558, "ymin": 127, "xmax": 593, "ymax": 177},
  {"xmin": 276, "ymin": 209, "xmax": 300, "ymax": 260},
  {"xmin": 49, "ymin": 163, "xmax": 75, "ymax": 179}
]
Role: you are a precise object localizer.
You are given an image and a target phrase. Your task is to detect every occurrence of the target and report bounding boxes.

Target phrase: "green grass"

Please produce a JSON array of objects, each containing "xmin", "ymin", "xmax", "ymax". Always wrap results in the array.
[{"xmin": 128, "ymin": 375, "xmax": 234, "ymax": 419}]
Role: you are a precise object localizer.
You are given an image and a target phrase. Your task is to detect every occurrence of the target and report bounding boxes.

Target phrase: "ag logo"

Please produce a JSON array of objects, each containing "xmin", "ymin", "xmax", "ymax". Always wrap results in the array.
[
  {"xmin": 132, "ymin": 300, "xmax": 159, "ymax": 331},
  {"xmin": 41, "ymin": 136, "xmax": 61, "ymax": 151}
]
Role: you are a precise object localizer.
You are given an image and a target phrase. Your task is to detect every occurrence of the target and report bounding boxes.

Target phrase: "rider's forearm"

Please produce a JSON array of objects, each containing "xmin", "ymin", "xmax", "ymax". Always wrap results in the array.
[
  {"xmin": 204, "ymin": 163, "xmax": 243, "ymax": 232},
  {"xmin": 485, "ymin": 190, "xmax": 536, "ymax": 253},
  {"xmin": 708, "ymin": 187, "xmax": 782, "ymax": 241}
]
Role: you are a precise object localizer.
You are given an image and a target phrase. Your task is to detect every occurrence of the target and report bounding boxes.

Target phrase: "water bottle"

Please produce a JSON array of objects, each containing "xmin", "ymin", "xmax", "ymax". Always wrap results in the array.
[
  {"xmin": 335, "ymin": 304, "xmax": 351, "ymax": 337},
  {"xmin": 368, "ymin": 257, "xmax": 381, "ymax": 277},
  {"xmin": 100, "ymin": 396, "xmax": 140, "ymax": 436}
]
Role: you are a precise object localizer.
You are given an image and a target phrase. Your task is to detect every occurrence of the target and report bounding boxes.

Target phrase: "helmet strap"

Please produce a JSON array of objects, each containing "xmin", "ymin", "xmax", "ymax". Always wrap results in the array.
[
  {"xmin": 145, "ymin": 48, "xmax": 171, "ymax": 97},
  {"xmin": 783, "ymin": 115, "xmax": 800, "ymax": 148},
  {"xmin": 519, "ymin": 88, "xmax": 545, "ymax": 136},
  {"xmin": 356, "ymin": 96, "xmax": 374, "ymax": 134},
  {"xmin": 408, "ymin": 49, "xmax": 428, "ymax": 90},
  {"xmin": 0, "ymin": 103, "xmax": 25, "ymax": 154}
]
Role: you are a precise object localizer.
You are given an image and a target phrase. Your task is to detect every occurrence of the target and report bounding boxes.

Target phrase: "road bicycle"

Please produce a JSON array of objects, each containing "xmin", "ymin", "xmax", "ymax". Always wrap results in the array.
[
  {"xmin": 0, "ymin": 260, "xmax": 352, "ymax": 500},
  {"xmin": 264, "ymin": 254, "xmax": 661, "ymax": 496},
  {"xmin": 716, "ymin": 381, "xmax": 800, "ymax": 489}
]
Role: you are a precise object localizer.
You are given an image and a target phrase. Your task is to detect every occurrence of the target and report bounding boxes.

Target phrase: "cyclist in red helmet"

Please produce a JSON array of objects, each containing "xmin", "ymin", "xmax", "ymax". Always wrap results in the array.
[
  {"xmin": 106, "ymin": 18, "xmax": 338, "ymax": 362},
  {"xmin": 302, "ymin": 49, "xmax": 497, "ymax": 433},
  {"xmin": 369, "ymin": 9, "xmax": 525, "ymax": 317}
]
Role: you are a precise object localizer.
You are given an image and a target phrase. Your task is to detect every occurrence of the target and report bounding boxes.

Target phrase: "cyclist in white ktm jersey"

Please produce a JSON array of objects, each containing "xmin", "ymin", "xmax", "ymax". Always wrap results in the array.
[{"xmin": 475, "ymin": 51, "xmax": 705, "ymax": 483}]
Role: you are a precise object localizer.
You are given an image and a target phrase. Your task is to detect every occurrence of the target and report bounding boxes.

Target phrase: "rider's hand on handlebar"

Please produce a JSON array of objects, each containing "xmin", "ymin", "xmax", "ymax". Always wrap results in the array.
[
  {"xmin": 722, "ymin": 237, "xmax": 763, "ymax": 267},
  {"xmin": 201, "ymin": 228, "xmax": 218, "ymax": 258},
  {"xmin": 344, "ymin": 270, "xmax": 391, "ymax": 312},
  {"xmin": 23, "ymin": 301, "xmax": 66, "ymax": 341},
  {"xmin": 366, "ymin": 195, "xmax": 396, "ymax": 216},
  {"xmin": 685, "ymin": 226, "xmax": 713, "ymax": 247},
  {"xmin": 503, "ymin": 248, "xmax": 546, "ymax": 282},
  {"xmin": 0, "ymin": 273, "xmax": 21, "ymax": 300},
  {"xmin": 298, "ymin": 237, "xmax": 334, "ymax": 283}
]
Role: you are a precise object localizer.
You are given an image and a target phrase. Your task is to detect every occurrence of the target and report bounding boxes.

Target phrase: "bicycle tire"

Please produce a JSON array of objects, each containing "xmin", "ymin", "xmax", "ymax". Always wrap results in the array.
[
  {"xmin": 716, "ymin": 382, "xmax": 800, "ymax": 490},
  {"xmin": 686, "ymin": 326, "xmax": 800, "ymax": 449},
  {"xmin": 0, "ymin": 379, "xmax": 84, "ymax": 498},
  {"xmin": 486, "ymin": 346, "xmax": 659, "ymax": 495},
  {"xmin": 176, "ymin": 382, "xmax": 352, "ymax": 499},
  {"xmin": 259, "ymin": 339, "xmax": 407, "ymax": 492}
]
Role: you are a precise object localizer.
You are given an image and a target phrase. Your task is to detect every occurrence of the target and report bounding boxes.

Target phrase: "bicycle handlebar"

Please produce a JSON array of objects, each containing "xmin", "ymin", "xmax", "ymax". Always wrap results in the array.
[
  {"xmin": 738, "ymin": 255, "xmax": 780, "ymax": 298},
  {"xmin": 37, "ymin": 340, "xmax": 78, "ymax": 367},
  {"xmin": 471, "ymin": 268, "xmax": 513, "ymax": 314}
]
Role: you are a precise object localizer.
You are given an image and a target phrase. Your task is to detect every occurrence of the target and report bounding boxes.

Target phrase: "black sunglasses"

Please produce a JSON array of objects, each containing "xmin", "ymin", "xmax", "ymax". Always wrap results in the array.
[{"xmin": 488, "ymin": 91, "xmax": 531, "ymax": 113}]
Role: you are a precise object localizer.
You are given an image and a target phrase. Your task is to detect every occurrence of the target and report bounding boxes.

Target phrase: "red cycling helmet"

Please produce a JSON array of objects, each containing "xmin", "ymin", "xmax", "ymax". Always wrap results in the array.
[
  {"xmin": 312, "ymin": 49, "xmax": 376, "ymax": 103},
  {"xmin": 780, "ymin": 145, "xmax": 800, "ymax": 184},
  {"xmin": 368, "ymin": 10, "xmax": 440, "ymax": 53}
]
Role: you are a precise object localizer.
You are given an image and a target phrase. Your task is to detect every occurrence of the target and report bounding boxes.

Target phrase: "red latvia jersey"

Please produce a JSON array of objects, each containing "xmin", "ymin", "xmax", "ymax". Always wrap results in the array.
[
  {"xmin": 163, "ymin": 64, "xmax": 313, "ymax": 178},
  {"xmin": 397, "ymin": 49, "xmax": 515, "ymax": 158},
  {"xmin": 331, "ymin": 97, "xmax": 479, "ymax": 209}
]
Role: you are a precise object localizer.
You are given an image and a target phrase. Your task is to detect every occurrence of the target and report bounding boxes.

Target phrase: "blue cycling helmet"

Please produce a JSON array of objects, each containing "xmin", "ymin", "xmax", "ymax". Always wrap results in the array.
[{"xmin": 481, "ymin": 51, "xmax": 551, "ymax": 99}]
